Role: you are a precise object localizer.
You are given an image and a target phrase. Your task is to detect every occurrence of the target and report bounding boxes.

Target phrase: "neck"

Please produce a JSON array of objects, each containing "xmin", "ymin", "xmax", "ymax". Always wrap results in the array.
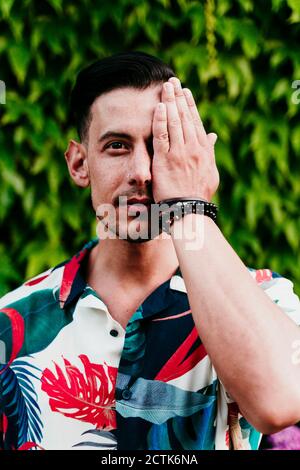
[{"xmin": 87, "ymin": 234, "xmax": 179, "ymax": 291}]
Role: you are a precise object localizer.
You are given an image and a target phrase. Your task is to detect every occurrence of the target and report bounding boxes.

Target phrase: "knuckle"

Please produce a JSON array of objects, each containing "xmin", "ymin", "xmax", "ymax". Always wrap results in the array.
[
  {"xmin": 169, "ymin": 118, "xmax": 181, "ymax": 127},
  {"xmin": 158, "ymin": 132, "xmax": 169, "ymax": 141},
  {"xmin": 178, "ymin": 109, "xmax": 190, "ymax": 121},
  {"xmin": 175, "ymin": 89, "xmax": 184, "ymax": 97},
  {"xmin": 166, "ymin": 95, "xmax": 174, "ymax": 102}
]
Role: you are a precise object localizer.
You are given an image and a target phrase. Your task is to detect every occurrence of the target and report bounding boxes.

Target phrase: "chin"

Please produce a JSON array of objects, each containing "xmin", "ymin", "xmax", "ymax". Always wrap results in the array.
[{"xmin": 118, "ymin": 220, "xmax": 162, "ymax": 243}]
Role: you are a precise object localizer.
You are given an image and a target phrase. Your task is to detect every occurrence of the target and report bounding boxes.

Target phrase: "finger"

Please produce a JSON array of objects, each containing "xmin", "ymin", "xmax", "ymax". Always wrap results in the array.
[
  {"xmin": 207, "ymin": 132, "xmax": 218, "ymax": 146},
  {"xmin": 183, "ymin": 88, "xmax": 208, "ymax": 146},
  {"xmin": 162, "ymin": 82, "xmax": 184, "ymax": 150},
  {"xmin": 152, "ymin": 102, "xmax": 169, "ymax": 156},
  {"xmin": 207, "ymin": 132, "xmax": 218, "ymax": 163},
  {"xmin": 168, "ymin": 77, "xmax": 198, "ymax": 145}
]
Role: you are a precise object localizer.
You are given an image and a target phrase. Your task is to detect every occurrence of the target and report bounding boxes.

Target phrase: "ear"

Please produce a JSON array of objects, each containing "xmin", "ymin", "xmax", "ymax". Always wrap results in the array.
[{"xmin": 64, "ymin": 139, "xmax": 90, "ymax": 188}]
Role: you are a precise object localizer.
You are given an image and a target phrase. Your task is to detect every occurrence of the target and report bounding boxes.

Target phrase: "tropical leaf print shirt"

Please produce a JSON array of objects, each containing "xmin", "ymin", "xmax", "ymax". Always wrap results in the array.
[{"xmin": 1, "ymin": 238, "xmax": 300, "ymax": 450}]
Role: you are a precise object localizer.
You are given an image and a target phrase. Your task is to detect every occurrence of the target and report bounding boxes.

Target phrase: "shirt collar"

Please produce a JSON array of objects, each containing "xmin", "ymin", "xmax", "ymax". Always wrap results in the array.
[
  {"xmin": 58, "ymin": 238, "xmax": 98, "ymax": 309},
  {"xmin": 58, "ymin": 238, "xmax": 185, "ymax": 311}
]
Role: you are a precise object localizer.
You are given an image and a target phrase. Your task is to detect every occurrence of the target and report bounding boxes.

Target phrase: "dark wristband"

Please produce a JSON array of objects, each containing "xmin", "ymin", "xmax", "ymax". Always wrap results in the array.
[{"xmin": 158, "ymin": 198, "xmax": 218, "ymax": 234}]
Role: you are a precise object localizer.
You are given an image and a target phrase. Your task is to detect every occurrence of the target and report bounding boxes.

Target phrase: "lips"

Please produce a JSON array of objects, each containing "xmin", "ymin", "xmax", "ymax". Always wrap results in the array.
[
  {"xmin": 127, "ymin": 201, "xmax": 151, "ymax": 215},
  {"xmin": 116, "ymin": 197, "xmax": 154, "ymax": 218},
  {"xmin": 127, "ymin": 198, "xmax": 152, "ymax": 206},
  {"xmin": 121, "ymin": 198, "xmax": 152, "ymax": 217}
]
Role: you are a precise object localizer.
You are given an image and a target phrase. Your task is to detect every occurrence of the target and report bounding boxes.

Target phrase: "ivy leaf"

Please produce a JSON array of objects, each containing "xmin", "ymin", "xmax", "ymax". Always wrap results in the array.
[{"xmin": 7, "ymin": 44, "xmax": 31, "ymax": 84}]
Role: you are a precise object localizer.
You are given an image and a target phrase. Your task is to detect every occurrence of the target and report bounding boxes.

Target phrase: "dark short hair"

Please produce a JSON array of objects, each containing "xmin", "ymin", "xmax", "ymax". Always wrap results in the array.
[{"xmin": 69, "ymin": 51, "xmax": 175, "ymax": 142}]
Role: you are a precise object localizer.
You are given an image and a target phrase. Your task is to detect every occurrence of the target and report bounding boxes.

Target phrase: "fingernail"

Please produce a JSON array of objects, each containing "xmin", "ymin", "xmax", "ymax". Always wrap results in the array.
[
  {"xmin": 183, "ymin": 88, "xmax": 191, "ymax": 96},
  {"xmin": 164, "ymin": 82, "xmax": 173, "ymax": 93},
  {"xmin": 212, "ymin": 133, "xmax": 218, "ymax": 145},
  {"xmin": 169, "ymin": 77, "xmax": 181, "ymax": 87}
]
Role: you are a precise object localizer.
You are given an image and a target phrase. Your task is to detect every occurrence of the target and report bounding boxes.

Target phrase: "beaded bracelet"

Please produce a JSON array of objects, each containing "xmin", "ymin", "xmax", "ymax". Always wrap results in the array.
[{"xmin": 158, "ymin": 197, "xmax": 218, "ymax": 234}]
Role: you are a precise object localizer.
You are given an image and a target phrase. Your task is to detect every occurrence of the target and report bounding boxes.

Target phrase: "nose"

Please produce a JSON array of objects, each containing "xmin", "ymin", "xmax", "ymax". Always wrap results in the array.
[{"xmin": 127, "ymin": 145, "xmax": 152, "ymax": 188}]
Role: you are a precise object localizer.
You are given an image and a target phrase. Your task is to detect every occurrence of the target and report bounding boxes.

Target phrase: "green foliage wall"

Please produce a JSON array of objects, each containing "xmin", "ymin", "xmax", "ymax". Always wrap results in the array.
[{"xmin": 0, "ymin": 0, "xmax": 300, "ymax": 296}]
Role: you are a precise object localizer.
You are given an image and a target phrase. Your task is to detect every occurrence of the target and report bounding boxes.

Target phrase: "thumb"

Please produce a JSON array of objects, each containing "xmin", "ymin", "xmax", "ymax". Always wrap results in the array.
[{"xmin": 207, "ymin": 132, "xmax": 218, "ymax": 146}]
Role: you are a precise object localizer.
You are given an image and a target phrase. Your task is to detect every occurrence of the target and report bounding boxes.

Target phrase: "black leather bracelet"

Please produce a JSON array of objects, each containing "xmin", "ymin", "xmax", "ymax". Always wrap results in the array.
[{"xmin": 158, "ymin": 198, "xmax": 218, "ymax": 234}]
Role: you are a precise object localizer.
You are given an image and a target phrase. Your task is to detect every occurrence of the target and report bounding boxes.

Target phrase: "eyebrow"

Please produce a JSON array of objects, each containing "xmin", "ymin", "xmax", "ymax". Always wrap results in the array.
[
  {"xmin": 98, "ymin": 131, "xmax": 133, "ymax": 143},
  {"xmin": 98, "ymin": 131, "xmax": 153, "ymax": 145}
]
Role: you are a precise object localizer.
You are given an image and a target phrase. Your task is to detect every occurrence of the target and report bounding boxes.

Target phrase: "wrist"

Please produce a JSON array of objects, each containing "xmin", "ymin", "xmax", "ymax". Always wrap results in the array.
[{"xmin": 169, "ymin": 212, "xmax": 214, "ymax": 237}]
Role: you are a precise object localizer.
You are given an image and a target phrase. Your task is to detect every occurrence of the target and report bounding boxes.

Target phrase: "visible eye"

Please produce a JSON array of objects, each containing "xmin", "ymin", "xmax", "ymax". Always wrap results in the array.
[{"xmin": 106, "ymin": 141, "xmax": 128, "ymax": 150}]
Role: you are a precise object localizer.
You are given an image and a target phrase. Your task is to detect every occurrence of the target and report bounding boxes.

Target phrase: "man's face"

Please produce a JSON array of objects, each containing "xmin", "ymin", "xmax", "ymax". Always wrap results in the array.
[{"xmin": 86, "ymin": 84, "xmax": 163, "ymax": 242}]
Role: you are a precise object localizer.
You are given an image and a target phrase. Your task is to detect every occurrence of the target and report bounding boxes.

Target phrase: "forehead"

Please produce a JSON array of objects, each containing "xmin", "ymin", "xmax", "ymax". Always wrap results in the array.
[{"xmin": 90, "ymin": 85, "xmax": 163, "ymax": 131}]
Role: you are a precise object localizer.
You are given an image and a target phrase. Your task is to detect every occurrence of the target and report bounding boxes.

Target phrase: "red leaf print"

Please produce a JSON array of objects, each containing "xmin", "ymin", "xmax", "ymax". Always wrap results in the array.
[
  {"xmin": 255, "ymin": 269, "xmax": 272, "ymax": 284},
  {"xmin": 155, "ymin": 326, "xmax": 207, "ymax": 382},
  {"xmin": 2, "ymin": 414, "xmax": 8, "ymax": 435},
  {"xmin": 17, "ymin": 442, "xmax": 45, "ymax": 450},
  {"xmin": 0, "ymin": 308, "xmax": 24, "ymax": 375},
  {"xmin": 24, "ymin": 274, "xmax": 49, "ymax": 286},
  {"xmin": 59, "ymin": 249, "xmax": 87, "ymax": 308},
  {"xmin": 225, "ymin": 430, "xmax": 230, "ymax": 449},
  {"xmin": 41, "ymin": 355, "xmax": 117, "ymax": 431}
]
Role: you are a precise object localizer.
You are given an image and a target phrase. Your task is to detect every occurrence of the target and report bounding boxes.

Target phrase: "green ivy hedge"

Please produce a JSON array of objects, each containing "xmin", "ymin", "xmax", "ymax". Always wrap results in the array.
[{"xmin": 0, "ymin": 0, "xmax": 299, "ymax": 296}]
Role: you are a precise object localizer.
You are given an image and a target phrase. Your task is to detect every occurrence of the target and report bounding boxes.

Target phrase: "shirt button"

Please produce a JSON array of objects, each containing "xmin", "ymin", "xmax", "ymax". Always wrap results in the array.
[
  {"xmin": 122, "ymin": 388, "xmax": 132, "ymax": 400},
  {"xmin": 110, "ymin": 329, "xmax": 119, "ymax": 337}
]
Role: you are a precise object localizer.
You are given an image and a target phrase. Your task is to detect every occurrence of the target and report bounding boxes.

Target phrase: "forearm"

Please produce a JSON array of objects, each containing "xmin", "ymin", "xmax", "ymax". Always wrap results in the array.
[{"xmin": 171, "ymin": 213, "xmax": 300, "ymax": 433}]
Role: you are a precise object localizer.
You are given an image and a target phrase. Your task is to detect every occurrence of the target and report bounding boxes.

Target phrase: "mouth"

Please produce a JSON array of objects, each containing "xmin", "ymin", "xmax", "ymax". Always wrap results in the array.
[
  {"xmin": 127, "ymin": 198, "xmax": 152, "ymax": 216},
  {"xmin": 117, "ymin": 197, "xmax": 153, "ymax": 207},
  {"xmin": 127, "ymin": 198, "xmax": 153, "ymax": 206},
  {"xmin": 116, "ymin": 197, "xmax": 154, "ymax": 217},
  {"xmin": 127, "ymin": 204, "xmax": 150, "ymax": 215}
]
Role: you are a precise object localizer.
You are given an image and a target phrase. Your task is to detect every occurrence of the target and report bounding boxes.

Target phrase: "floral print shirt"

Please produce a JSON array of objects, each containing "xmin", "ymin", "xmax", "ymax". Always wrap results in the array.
[{"xmin": 1, "ymin": 238, "xmax": 300, "ymax": 450}]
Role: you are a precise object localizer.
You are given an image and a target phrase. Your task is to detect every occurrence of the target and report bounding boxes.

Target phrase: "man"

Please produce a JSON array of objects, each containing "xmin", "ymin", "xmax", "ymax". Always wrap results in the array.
[{"xmin": 1, "ymin": 51, "xmax": 300, "ymax": 451}]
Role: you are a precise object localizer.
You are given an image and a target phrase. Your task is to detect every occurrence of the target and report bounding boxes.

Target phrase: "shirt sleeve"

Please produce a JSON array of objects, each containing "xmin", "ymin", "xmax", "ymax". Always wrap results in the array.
[{"xmin": 252, "ymin": 269, "xmax": 300, "ymax": 326}]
